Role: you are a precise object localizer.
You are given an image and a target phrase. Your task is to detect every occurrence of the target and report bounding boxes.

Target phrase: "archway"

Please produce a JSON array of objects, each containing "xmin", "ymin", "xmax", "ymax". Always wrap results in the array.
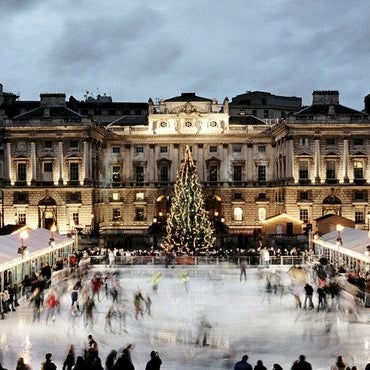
[{"xmin": 38, "ymin": 196, "xmax": 57, "ymax": 229}]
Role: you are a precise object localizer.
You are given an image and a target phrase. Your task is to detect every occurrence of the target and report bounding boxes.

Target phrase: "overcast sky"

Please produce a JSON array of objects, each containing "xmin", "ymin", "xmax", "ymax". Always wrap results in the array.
[{"xmin": 0, "ymin": 0, "xmax": 369, "ymax": 110}]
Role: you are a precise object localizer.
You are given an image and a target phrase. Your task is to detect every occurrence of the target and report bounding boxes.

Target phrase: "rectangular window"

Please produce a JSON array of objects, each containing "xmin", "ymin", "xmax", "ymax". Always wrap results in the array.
[
  {"xmin": 299, "ymin": 191, "xmax": 309, "ymax": 201},
  {"xmin": 325, "ymin": 138, "xmax": 336, "ymax": 147},
  {"xmin": 159, "ymin": 163, "xmax": 169, "ymax": 182},
  {"xmin": 44, "ymin": 140, "xmax": 53, "ymax": 149},
  {"xmin": 263, "ymin": 110, "xmax": 269, "ymax": 118},
  {"xmin": 258, "ymin": 145, "xmax": 266, "ymax": 153},
  {"xmin": 233, "ymin": 165, "xmax": 242, "ymax": 182},
  {"xmin": 326, "ymin": 161, "xmax": 336, "ymax": 179},
  {"xmin": 135, "ymin": 207, "xmax": 145, "ymax": 221},
  {"xmin": 43, "ymin": 162, "xmax": 53, "ymax": 172},
  {"xmin": 209, "ymin": 145, "xmax": 218, "ymax": 153},
  {"xmin": 300, "ymin": 209, "xmax": 309, "ymax": 223},
  {"xmin": 299, "ymin": 162, "xmax": 309, "ymax": 180},
  {"xmin": 135, "ymin": 166, "xmax": 144, "ymax": 183},
  {"xmin": 209, "ymin": 165, "xmax": 218, "ymax": 182},
  {"xmin": 17, "ymin": 211, "xmax": 26, "ymax": 225},
  {"xmin": 136, "ymin": 192, "xmax": 145, "ymax": 201},
  {"xmin": 353, "ymin": 138, "xmax": 364, "ymax": 146},
  {"xmin": 17, "ymin": 163, "xmax": 27, "ymax": 181},
  {"xmin": 234, "ymin": 192, "xmax": 242, "ymax": 200},
  {"xmin": 160, "ymin": 146, "xmax": 168, "ymax": 154},
  {"xmin": 113, "ymin": 208, "xmax": 121, "ymax": 221},
  {"xmin": 112, "ymin": 166, "xmax": 121, "ymax": 182},
  {"xmin": 233, "ymin": 144, "xmax": 242, "ymax": 153},
  {"xmin": 135, "ymin": 146, "xmax": 144, "ymax": 154},
  {"xmin": 299, "ymin": 138, "xmax": 309, "ymax": 147},
  {"xmin": 112, "ymin": 192, "xmax": 120, "ymax": 201},
  {"xmin": 354, "ymin": 161, "xmax": 364, "ymax": 179},
  {"xmin": 69, "ymin": 163, "xmax": 79, "ymax": 182},
  {"xmin": 354, "ymin": 190, "xmax": 365, "ymax": 201},
  {"xmin": 69, "ymin": 140, "xmax": 79, "ymax": 149},
  {"xmin": 112, "ymin": 147, "xmax": 120, "ymax": 154},
  {"xmin": 355, "ymin": 210, "xmax": 364, "ymax": 224},
  {"xmin": 72, "ymin": 212, "xmax": 79, "ymax": 226},
  {"xmin": 258, "ymin": 165, "xmax": 266, "ymax": 182}
]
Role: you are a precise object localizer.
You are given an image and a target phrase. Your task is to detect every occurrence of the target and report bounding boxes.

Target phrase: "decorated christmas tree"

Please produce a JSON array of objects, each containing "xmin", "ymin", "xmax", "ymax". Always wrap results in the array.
[{"xmin": 163, "ymin": 145, "xmax": 215, "ymax": 254}]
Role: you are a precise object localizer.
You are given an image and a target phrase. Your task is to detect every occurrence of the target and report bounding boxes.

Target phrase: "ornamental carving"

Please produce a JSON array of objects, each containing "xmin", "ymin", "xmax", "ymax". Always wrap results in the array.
[{"xmin": 170, "ymin": 102, "xmax": 208, "ymax": 114}]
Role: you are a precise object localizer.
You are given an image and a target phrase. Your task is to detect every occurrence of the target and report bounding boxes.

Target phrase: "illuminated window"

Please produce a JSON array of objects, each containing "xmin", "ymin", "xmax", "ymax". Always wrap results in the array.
[
  {"xmin": 258, "ymin": 208, "xmax": 266, "ymax": 221},
  {"xmin": 233, "ymin": 207, "xmax": 243, "ymax": 221},
  {"xmin": 112, "ymin": 192, "xmax": 120, "ymax": 201},
  {"xmin": 354, "ymin": 160, "xmax": 364, "ymax": 179},
  {"xmin": 112, "ymin": 166, "xmax": 121, "ymax": 182},
  {"xmin": 136, "ymin": 192, "xmax": 145, "ymax": 201}
]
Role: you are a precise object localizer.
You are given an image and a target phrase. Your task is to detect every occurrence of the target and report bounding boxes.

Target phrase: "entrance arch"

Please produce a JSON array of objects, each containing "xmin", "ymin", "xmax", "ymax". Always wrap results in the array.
[{"xmin": 38, "ymin": 196, "xmax": 57, "ymax": 229}]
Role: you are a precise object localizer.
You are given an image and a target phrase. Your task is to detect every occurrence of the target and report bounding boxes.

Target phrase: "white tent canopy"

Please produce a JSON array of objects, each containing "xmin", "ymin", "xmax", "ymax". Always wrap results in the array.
[
  {"xmin": 0, "ymin": 228, "xmax": 74, "ymax": 268},
  {"xmin": 314, "ymin": 227, "xmax": 370, "ymax": 263}
]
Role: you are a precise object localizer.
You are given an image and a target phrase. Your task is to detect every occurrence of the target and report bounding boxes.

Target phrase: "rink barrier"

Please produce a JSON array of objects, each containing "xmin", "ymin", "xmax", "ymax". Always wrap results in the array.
[{"xmin": 88, "ymin": 254, "xmax": 317, "ymax": 267}]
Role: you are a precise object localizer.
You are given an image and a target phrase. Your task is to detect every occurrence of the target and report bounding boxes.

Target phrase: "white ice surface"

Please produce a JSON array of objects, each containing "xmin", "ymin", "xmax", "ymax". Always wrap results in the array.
[{"xmin": 0, "ymin": 264, "xmax": 369, "ymax": 370}]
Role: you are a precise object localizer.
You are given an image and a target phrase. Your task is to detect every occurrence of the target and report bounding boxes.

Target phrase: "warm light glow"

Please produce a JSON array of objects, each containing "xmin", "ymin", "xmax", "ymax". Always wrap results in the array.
[
  {"xmin": 20, "ymin": 230, "xmax": 29, "ymax": 241},
  {"xmin": 50, "ymin": 223, "xmax": 57, "ymax": 233},
  {"xmin": 336, "ymin": 224, "xmax": 344, "ymax": 232}
]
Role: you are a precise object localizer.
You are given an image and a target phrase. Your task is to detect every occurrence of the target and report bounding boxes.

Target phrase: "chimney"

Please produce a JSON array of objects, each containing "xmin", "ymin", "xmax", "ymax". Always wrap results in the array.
[{"xmin": 312, "ymin": 90, "xmax": 339, "ymax": 105}]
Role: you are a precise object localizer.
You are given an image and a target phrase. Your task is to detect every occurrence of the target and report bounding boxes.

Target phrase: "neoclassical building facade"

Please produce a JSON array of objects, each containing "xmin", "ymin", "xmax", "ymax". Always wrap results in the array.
[{"xmin": 0, "ymin": 84, "xmax": 369, "ymax": 249}]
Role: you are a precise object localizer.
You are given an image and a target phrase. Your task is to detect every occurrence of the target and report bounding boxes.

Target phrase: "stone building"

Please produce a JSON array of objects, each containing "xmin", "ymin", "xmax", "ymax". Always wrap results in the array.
[{"xmin": 0, "ymin": 84, "xmax": 369, "ymax": 250}]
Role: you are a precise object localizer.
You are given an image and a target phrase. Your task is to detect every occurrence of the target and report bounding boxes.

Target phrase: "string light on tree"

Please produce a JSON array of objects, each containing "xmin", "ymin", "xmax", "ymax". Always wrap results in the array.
[{"xmin": 163, "ymin": 145, "xmax": 215, "ymax": 254}]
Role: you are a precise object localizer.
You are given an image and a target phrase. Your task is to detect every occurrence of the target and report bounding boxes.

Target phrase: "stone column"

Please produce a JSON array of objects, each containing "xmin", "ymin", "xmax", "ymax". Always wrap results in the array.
[
  {"xmin": 246, "ymin": 143, "xmax": 253, "ymax": 183},
  {"xmin": 5, "ymin": 141, "xmax": 12, "ymax": 184},
  {"xmin": 58, "ymin": 141, "xmax": 64, "ymax": 185},
  {"xmin": 314, "ymin": 138, "xmax": 321, "ymax": 183},
  {"xmin": 149, "ymin": 144, "xmax": 155, "ymax": 183},
  {"xmin": 31, "ymin": 141, "xmax": 36, "ymax": 184},
  {"xmin": 286, "ymin": 137, "xmax": 294, "ymax": 182},
  {"xmin": 343, "ymin": 139, "xmax": 349, "ymax": 183},
  {"xmin": 221, "ymin": 144, "xmax": 228, "ymax": 183}
]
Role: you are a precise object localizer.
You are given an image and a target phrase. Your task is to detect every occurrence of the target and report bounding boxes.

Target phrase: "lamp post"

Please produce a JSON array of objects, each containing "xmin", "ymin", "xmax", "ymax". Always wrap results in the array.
[
  {"xmin": 49, "ymin": 223, "xmax": 57, "ymax": 267},
  {"xmin": 18, "ymin": 230, "xmax": 29, "ymax": 281},
  {"xmin": 336, "ymin": 224, "xmax": 343, "ymax": 267},
  {"xmin": 152, "ymin": 217, "xmax": 158, "ymax": 249}
]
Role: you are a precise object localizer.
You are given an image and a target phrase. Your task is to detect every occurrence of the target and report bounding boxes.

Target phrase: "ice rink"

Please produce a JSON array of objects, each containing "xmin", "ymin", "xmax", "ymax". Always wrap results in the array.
[{"xmin": 1, "ymin": 263, "xmax": 369, "ymax": 370}]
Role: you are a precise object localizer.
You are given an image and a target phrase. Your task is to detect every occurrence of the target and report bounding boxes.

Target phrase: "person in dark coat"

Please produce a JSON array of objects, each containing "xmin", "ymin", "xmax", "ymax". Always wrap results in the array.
[
  {"xmin": 105, "ymin": 350, "xmax": 117, "ymax": 370},
  {"xmin": 291, "ymin": 355, "xmax": 312, "ymax": 370},
  {"xmin": 63, "ymin": 345, "xmax": 75, "ymax": 370},
  {"xmin": 41, "ymin": 353, "xmax": 57, "ymax": 370},
  {"xmin": 72, "ymin": 356, "xmax": 87, "ymax": 370},
  {"xmin": 233, "ymin": 354, "xmax": 253, "ymax": 370},
  {"xmin": 254, "ymin": 360, "xmax": 267, "ymax": 370},
  {"xmin": 145, "ymin": 351, "xmax": 162, "ymax": 370},
  {"xmin": 113, "ymin": 348, "xmax": 134, "ymax": 370}
]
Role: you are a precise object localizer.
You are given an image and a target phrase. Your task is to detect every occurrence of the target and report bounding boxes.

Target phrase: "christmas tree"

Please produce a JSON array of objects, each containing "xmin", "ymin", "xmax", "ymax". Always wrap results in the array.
[{"xmin": 163, "ymin": 145, "xmax": 214, "ymax": 254}]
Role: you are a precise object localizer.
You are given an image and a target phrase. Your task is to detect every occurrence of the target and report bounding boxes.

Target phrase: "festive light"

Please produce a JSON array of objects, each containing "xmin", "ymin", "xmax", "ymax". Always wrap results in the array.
[{"xmin": 162, "ymin": 145, "xmax": 215, "ymax": 254}]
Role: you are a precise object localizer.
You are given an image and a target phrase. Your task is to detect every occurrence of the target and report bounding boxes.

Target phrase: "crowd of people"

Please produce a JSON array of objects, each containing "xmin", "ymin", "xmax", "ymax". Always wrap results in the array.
[
  {"xmin": 0, "ymin": 339, "xmax": 162, "ymax": 370},
  {"xmin": 233, "ymin": 354, "xmax": 370, "ymax": 370}
]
